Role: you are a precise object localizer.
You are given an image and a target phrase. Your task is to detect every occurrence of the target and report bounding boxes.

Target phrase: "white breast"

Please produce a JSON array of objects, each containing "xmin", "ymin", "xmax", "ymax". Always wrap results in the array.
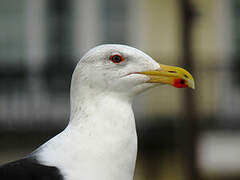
[{"xmin": 35, "ymin": 96, "xmax": 138, "ymax": 180}]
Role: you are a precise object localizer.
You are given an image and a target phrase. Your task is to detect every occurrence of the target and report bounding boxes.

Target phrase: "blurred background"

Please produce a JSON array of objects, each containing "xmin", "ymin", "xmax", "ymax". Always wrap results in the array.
[{"xmin": 1, "ymin": 0, "xmax": 240, "ymax": 179}]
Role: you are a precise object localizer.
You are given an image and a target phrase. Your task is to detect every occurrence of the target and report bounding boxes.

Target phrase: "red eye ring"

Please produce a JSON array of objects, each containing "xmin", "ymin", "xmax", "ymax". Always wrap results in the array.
[{"xmin": 110, "ymin": 54, "xmax": 124, "ymax": 64}]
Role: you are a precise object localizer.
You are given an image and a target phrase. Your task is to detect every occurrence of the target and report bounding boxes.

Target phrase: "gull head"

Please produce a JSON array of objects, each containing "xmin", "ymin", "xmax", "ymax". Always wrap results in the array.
[{"xmin": 72, "ymin": 44, "xmax": 195, "ymax": 99}]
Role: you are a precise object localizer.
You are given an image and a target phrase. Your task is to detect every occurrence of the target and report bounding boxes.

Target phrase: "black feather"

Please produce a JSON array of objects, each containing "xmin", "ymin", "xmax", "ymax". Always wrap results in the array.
[{"xmin": 0, "ymin": 157, "xmax": 64, "ymax": 180}]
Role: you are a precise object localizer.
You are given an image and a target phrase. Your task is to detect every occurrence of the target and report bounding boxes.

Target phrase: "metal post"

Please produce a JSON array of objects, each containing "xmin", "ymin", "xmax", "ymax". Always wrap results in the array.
[{"xmin": 180, "ymin": 1, "xmax": 202, "ymax": 180}]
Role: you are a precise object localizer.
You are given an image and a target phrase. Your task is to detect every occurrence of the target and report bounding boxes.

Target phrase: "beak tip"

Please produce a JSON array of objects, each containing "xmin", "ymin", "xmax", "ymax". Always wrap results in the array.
[{"xmin": 189, "ymin": 80, "xmax": 195, "ymax": 89}]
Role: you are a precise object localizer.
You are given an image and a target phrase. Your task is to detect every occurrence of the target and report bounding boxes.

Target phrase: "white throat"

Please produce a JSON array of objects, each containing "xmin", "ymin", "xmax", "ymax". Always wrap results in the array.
[{"xmin": 36, "ymin": 84, "xmax": 138, "ymax": 180}]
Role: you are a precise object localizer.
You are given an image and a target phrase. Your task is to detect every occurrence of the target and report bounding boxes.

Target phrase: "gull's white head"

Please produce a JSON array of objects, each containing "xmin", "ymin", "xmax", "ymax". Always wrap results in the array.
[
  {"xmin": 71, "ymin": 44, "xmax": 195, "ymax": 101},
  {"xmin": 59, "ymin": 44, "xmax": 195, "ymax": 180}
]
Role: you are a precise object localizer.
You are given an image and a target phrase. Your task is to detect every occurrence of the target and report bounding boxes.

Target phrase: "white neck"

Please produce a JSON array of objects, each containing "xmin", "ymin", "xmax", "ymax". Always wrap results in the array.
[{"xmin": 37, "ymin": 86, "xmax": 138, "ymax": 180}]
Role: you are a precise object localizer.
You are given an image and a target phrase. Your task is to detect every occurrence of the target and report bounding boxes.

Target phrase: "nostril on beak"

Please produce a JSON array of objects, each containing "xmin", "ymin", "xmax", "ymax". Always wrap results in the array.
[
  {"xmin": 168, "ymin": 71, "xmax": 177, "ymax": 73},
  {"xmin": 184, "ymin": 74, "xmax": 189, "ymax": 79}
]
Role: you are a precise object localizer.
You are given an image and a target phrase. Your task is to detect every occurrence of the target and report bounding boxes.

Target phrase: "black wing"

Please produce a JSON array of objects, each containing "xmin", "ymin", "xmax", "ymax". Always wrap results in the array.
[{"xmin": 0, "ymin": 157, "xmax": 64, "ymax": 180}]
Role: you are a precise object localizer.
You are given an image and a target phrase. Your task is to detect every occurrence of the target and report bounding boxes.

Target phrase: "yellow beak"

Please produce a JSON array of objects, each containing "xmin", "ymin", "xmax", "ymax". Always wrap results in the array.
[{"xmin": 139, "ymin": 64, "xmax": 195, "ymax": 89}]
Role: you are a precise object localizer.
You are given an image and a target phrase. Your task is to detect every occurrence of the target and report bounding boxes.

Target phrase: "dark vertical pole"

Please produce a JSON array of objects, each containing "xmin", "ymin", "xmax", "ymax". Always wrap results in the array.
[{"xmin": 180, "ymin": 1, "xmax": 201, "ymax": 180}]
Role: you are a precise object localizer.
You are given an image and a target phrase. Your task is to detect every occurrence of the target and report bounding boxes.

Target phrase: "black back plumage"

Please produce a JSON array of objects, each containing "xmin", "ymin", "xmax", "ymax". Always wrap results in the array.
[{"xmin": 0, "ymin": 157, "xmax": 63, "ymax": 180}]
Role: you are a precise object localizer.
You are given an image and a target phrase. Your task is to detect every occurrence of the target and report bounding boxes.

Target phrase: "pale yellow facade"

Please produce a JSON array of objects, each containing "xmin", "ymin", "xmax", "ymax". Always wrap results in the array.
[{"xmin": 134, "ymin": 0, "xmax": 225, "ymax": 119}]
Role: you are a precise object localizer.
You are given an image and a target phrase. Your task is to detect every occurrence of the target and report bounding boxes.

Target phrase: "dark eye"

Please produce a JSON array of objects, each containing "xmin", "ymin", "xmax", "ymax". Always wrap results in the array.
[{"xmin": 110, "ymin": 55, "xmax": 124, "ymax": 64}]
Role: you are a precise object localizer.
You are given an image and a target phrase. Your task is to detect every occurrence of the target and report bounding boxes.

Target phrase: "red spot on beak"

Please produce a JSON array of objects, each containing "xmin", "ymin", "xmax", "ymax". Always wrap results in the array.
[{"xmin": 173, "ymin": 79, "xmax": 188, "ymax": 88}]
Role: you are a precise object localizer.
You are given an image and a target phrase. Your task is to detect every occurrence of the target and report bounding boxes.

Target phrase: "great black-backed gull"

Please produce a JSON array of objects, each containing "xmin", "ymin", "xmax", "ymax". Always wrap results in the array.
[{"xmin": 0, "ymin": 44, "xmax": 194, "ymax": 180}]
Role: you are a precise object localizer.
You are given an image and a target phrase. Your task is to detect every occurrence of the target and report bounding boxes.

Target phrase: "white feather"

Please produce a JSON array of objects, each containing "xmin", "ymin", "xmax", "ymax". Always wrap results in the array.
[{"xmin": 33, "ymin": 44, "xmax": 160, "ymax": 180}]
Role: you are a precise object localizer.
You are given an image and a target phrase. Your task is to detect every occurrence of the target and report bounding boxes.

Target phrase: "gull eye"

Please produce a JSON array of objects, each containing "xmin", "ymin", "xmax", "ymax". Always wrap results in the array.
[{"xmin": 110, "ymin": 55, "xmax": 124, "ymax": 64}]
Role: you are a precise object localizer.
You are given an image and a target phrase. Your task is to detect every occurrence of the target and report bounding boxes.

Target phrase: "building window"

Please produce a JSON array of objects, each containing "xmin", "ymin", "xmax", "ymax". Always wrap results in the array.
[
  {"xmin": 0, "ymin": 0, "xmax": 26, "ymax": 64},
  {"xmin": 44, "ymin": 0, "xmax": 74, "ymax": 94},
  {"xmin": 101, "ymin": 0, "xmax": 128, "ymax": 44}
]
